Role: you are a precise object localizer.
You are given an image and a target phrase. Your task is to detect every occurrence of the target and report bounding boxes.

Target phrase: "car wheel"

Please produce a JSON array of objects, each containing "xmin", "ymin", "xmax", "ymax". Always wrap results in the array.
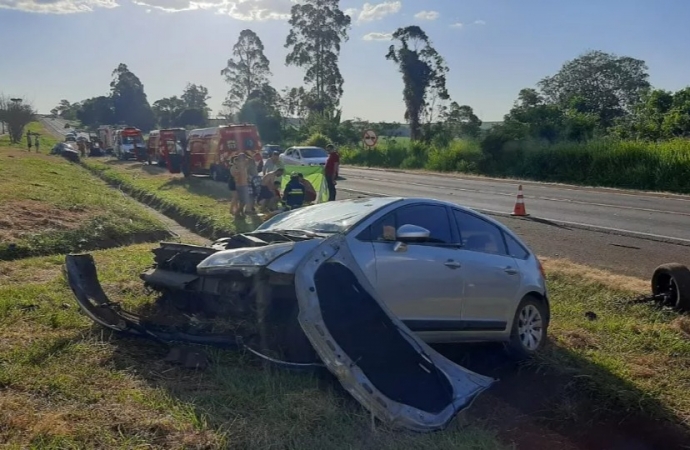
[
  {"xmin": 506, "ymin": 295, "xmax": 548, "ymax": 360},
  {"xmin": 651, "ymin": 263, "xmax": 690, "ymax": 311}
]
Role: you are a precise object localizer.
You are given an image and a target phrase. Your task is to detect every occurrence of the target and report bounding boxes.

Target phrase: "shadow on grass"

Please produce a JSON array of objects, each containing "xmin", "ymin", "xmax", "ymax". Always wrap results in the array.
[
  {"xmin": 435, "ymin": 342, "xmax": 690, "ymax": 450},
  {"xmin": 74, "ymin": 316, "xmax": 690, "ymax": 450},
  {"xmin": 158, "ymin": 176, "xmax": 230, "ymax": 202}
]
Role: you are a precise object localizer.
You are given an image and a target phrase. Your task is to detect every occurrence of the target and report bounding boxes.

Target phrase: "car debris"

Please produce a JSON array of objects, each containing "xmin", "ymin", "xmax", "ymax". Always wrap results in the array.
[{"xmin": 64, "ymin": 231, "xmax": 496, "ymax": 432}]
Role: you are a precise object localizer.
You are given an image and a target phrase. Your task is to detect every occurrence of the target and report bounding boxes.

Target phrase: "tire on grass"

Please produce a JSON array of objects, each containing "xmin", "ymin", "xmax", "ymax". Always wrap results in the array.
[{"xmin": 651, "ymin": 263, "xmax": 690, "ymax": 312}]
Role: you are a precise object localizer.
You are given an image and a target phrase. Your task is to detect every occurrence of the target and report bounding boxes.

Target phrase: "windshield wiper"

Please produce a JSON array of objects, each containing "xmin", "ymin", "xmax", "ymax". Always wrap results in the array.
[{"xmin": 267, "ymin": 228, "xmax": 321, "ymax": 237}]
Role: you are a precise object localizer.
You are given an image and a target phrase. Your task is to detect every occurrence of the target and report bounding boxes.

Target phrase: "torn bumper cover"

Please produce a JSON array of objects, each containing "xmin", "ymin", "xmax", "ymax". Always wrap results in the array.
[
  {"xmin": 295, "ymin": 234, "xmax": 495, "ymax": 432},
  {"xmin": 64, "ymin": 236, "xmax": 495, "ymax": 432}
]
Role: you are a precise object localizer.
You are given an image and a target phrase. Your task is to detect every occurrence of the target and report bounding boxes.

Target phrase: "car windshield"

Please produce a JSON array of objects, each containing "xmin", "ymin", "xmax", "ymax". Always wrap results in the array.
[
  {"xmin": 122, "ymin": 135, "xmax": 143, "ymax": 144},
  {"xmin": 256, "ymin": 197, "xmax": 401, "ymax": 234},
  {"xmin": 299, "ymin": 147, "xmax": 327, "ymax": 158}
]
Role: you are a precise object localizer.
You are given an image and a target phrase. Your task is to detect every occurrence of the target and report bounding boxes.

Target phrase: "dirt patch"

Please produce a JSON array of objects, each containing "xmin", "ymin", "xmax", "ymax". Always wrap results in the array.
[
  {"xmin": 541, "ymin": 257, "xmax": 649, "ymax": 292},
  {"xmin": 440, "ymin": 344, "xmax": 690, "ymax": 450},
  {"xmin": 0, "ymin": 200, "xmax": 92, "ymax": 242}
]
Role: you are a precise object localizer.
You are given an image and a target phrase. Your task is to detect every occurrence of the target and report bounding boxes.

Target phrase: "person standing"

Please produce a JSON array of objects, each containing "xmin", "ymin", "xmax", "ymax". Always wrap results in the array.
[
  {"xmin": 324, "ymin": 144, "xmax": 339, "ymax": 201},
  {"xmin": 230, "ymin": 154, "xmax": 250, "ymax": 217},
  {"xmin": 27, "ymin": 131, "xmax": 32, "ymax": 151},
  {"xmin": 34, "ymin": 134, "xmax": 40, "ymax": 153}
]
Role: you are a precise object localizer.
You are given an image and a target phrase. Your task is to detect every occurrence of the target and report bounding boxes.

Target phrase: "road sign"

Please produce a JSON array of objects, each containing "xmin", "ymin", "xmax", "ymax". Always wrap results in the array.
[{"xmin": 363, "ymin": 129, "xmax": 378, "ymax": 147}]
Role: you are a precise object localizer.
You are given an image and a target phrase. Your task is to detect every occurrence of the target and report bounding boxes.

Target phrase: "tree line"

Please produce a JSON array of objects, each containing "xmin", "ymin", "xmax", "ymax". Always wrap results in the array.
[{"xmin": 51, "ymin": 0, "xmax": 689, "ymax": 151}]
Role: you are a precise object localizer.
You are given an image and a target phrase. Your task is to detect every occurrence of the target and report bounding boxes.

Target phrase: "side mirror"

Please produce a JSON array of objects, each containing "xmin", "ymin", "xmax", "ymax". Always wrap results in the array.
[{"xmin": 396, "ymin": 224, "xmax": 430, "ymax": 241}]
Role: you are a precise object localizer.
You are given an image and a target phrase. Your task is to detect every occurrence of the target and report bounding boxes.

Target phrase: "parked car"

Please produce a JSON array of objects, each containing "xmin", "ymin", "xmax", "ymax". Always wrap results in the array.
[{"xmin": 280, "ymin": 146, "xmax": 328, "ymax": 167}]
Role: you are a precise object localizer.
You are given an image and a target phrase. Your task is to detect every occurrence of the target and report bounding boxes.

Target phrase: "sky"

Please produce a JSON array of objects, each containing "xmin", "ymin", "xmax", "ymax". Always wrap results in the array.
[{"xmin": 1, "ymin": 0, "xmax": 690, "ymax": 122}]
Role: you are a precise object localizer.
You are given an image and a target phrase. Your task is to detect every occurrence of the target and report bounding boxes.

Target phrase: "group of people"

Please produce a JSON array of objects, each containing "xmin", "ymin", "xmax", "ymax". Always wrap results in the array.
[
  {"xmin": 26, "ymin": 131, "xmax": 40, "ymax": 152},
  {"xmin": 227, "ymin": 144, "xmax": 340, "ymax": 217}
]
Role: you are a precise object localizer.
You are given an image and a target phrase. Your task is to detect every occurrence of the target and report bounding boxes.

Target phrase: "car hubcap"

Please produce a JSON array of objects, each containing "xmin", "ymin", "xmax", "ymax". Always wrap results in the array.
[{"xmin": 518, "ymin": 304, "xmax": 543, "ymax": 351}]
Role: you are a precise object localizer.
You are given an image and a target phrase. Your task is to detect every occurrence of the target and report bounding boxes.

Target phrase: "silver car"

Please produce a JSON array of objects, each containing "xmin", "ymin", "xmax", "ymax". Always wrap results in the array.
[{"xmin": 203, "ymin": 196, "xmax": 550, "ymax": 359}]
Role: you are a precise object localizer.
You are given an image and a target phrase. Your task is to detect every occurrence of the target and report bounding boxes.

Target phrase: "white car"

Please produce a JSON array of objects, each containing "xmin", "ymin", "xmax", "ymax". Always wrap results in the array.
[{"xmin": 280, "ymin": 146, "xmax": 329, "ymax": 167}]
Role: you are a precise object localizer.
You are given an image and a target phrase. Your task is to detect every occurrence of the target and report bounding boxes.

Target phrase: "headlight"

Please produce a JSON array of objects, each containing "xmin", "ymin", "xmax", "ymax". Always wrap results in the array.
[{"xmin": 196, "ymin": 242, "xmax": 295, "ymax": 276}]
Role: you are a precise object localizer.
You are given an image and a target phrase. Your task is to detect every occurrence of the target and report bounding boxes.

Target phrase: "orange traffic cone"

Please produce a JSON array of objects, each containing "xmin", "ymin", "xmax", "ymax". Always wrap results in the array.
[{"xmin": 511, "ymin": 184, "xmax": 530, "ymax": 217}]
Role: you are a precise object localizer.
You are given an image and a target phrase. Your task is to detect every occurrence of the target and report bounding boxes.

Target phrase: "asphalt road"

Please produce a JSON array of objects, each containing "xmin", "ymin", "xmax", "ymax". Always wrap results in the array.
[
  {"xmin": 337, "ymin": 167, "xmax": 690, "ymax": 279},
  {"xmin": 39, "ymin": 117, "xmax": 690, "ymax": 278}
]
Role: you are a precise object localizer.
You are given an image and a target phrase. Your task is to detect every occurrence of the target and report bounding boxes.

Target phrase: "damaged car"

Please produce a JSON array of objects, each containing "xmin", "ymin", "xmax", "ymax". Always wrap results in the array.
[{"xmin": 64, "ymin": 197, "xmax": 550, "ymax": 432}]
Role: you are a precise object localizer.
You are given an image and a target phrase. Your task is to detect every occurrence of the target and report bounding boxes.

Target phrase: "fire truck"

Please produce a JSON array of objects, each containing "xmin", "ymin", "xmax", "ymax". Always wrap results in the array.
[
  {"xmin": 182, "ymin": 124, "xmax": 261, "ymax": 180},
  {"xmin": 97, "ymin": 126, "xmax": 115, "ymax": 153},
  {"xmin": 146, "ymin": 128, "xmax": 187, "ymax": 171}
]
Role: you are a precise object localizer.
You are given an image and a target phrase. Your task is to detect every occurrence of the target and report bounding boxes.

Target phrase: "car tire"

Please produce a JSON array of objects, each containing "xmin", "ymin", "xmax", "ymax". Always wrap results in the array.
[
  {"xmin": 651, "ymin": 263, "xmax": 690, "ymax": 311},
  {"xmin": 506, "ymin": 295, "xmax": 549, "ymax": 360}
]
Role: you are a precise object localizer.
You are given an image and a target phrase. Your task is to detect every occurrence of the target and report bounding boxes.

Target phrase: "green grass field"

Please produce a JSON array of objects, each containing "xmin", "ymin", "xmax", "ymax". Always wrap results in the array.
[
  {"xmin": 0, "ymin": 124, "xmax": 170, "ymax": 260},
  {"xmin": 81, "ymin": 159, "xmax": 262, "ymax": 240}
]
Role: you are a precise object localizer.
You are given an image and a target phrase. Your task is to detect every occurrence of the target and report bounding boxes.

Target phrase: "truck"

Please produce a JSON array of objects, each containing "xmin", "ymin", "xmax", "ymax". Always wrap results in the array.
[
  {"xmin": 97, "ymin": 126, "xmax": 115, "ymax": 153},
  {"xmin": 182, "ymin": 124, "xmax": 262, "ymax": 180},
  {"xmin": 113, "ymin": 127, "xmax": 147, "ymax": 161},
  {"xmin": 146, "ymin": 128, "xmax": 188, "ymax": 170}
]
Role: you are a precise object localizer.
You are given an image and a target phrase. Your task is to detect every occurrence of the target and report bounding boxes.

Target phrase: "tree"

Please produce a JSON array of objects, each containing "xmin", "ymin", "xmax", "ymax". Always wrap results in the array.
[
  {"xmin": 386, "ymin": 26, "xmax": 449, "ymax": 141},
  {"xmin": 152, "ymin": 96, "xmax": 185, "ymax": 128},
  {"xmin": 279, "ymin": 86, "xmax": 310, "ymax": 120},
  {"xmin": 238, "ymin": 98, "xmax": 282, "ymax": 143},
  {"xmin": 181, "ymin": 83, "xmax": 211, "ymax": 117},
  {"xmin": 285, "ymin": 0, "xmax": 351, "ymax": 113},
  {"xmin": 538, "ymin": 50, "xmax": 650, "ymax": 128},
  {"xmin": 110, "ymin": 63, "xmax": 156, "ymax": 131},
  {"xmin": 443, "ymin": 102, "xmax": 483, "ymax": 139},
  {"xmin": 175, "ymin": 108, "xmax": 207, "ymax": 128},
  {"xmin": 221, "ymin": 29, "xmax": 272, "ymax": 112},
  {"xmin": 0, "ymin": 95, "xmax": 35, "ymax": 144},
  {"xmin": 76, "ymin": 96, "xmax": 114, "ymax": 128}
]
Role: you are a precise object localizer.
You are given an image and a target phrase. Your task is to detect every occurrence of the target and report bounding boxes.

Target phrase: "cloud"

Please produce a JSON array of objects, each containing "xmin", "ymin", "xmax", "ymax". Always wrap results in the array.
[
  {"xmin": 357, "ymin": 1, "xmax": 400, "ymax": 22},
  {"xmin": 219, "ymin": 0, "xmax": 294, "ymax": 20},
  {"xmin": 414, "ymin": 10, "xmax": 438, "ymax": 20},
  {"xmin": 362, "ymin": 32, "xmax": 392, "ymax": 41},
  {"xmin": 131, "ymin": 0, "xmax": 294, "ymax": 18},
  {"xmin": 474, "ymin": 19, "xmax": 486, "ymax": 25},
  {"xmin": 450, "ymin": 22, "xmax": 463, "ymax": 28},
  {"xmin": 0, "ymin": 0, "xmax": 118, "ymax": 14}
]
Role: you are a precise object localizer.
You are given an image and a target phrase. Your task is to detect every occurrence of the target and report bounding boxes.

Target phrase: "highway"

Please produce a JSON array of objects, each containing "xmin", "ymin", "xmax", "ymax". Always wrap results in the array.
[
  {"xmin": 40, "ymin": 116, "xmax": 690, "ymax": 278},
  {"xmin": 337, "ymin": 167, "xmax": 690, "ymax": 278}
]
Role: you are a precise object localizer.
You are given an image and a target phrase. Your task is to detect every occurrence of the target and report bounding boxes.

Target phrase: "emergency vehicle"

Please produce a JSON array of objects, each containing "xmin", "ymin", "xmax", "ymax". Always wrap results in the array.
[
  {"xmin": 97, "ymin": 126, "xmax": 115, "ymax": 153},
  {"xmin": 146, "ymin": 128, "xmax": 187, "ymax": 171},
  {"xmin": 182, "ymin": 124, "xmax": 261, "ymax": 180},
  {"xmin": 113, "ymin": 127, "xmax": 147, "ymax": 161}
]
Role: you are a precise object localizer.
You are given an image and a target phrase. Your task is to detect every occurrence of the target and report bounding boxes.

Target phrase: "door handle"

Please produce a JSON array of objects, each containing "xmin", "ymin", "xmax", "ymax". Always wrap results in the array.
[
  {"xmin": 444, "ymin": 260, "xmax": 461, "ymax": 269},
  {"xmin": 504, "ymin": 267, "xmax": 518, "ymax": 275}
]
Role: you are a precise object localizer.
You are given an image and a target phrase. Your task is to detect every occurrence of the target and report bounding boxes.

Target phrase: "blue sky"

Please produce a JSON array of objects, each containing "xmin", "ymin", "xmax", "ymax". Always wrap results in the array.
[{"xmin": 1, "ymin": 0, "xmax": 689, "ymax": 122}]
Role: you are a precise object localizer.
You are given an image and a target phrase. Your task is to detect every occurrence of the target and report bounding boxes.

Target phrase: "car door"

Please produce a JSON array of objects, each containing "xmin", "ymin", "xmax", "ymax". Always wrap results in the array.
[
  {"xmin": 451, "ymin": 209, "xmax": 522, "ymax": 331},
  {"xmin": 365, "ymin": 204, "xmax": 465, "ymax": 329}
]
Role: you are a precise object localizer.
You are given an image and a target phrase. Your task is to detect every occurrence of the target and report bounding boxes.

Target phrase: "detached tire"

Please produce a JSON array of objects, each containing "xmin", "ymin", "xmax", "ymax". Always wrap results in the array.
[
  {"xmin": 506, "ymin": 295, "xmax": 549, "ymax": 360},
  {"xmin": 651, "ymin": 263, "xmax": 690, "ymax": 312}
]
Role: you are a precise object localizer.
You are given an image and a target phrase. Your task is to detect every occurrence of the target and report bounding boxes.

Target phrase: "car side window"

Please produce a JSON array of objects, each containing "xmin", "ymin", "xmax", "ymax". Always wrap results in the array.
[
  {"xmin": 365, "ymin": 213, "xmax": 397, "ymax": 242},
  {"xmin": 504, "ymin": 232, "xmax": 530, "ymax": 259},
  {"xmin": 396, "ymin": 205, "xmax": 454, "ymax": 245},
  {"xmin": 453, "ymin": 209, "xmax": 508, "ymax": 256}
]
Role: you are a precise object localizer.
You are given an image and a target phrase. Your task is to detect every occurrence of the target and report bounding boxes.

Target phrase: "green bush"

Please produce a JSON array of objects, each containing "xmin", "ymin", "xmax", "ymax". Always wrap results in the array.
[
  {"xmin": 303, "ymin": 132, "xmax": 331, "ymax": 148},
  {"xmin": 339, "ymin": 137, "xmax": 690, "ymax": 193}
]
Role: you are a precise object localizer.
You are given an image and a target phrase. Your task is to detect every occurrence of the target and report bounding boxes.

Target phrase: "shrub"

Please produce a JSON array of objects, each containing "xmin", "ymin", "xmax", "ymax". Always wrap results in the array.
[{"xmin": 303, "ymin": 132, "xmax": 331, "ymax": 148}]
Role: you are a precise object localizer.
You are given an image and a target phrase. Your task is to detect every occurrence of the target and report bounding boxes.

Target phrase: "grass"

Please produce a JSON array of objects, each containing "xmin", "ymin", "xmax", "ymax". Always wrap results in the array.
[
  {"xmin": 81, "ymin": 159, "xmax": 262, "ymax": 240},
  {"xmin": 538, "ymin": 258, "xmax": 690, "ymax": 425},
  {"xmin": 0, "ymin": 122, "xmax": 171, "ymax": 260},
  {"xmin": 0, "ymin": 246, "xmax": 688, "ymax": 448},
  {"xmin": 339, "ymin": 137, "xmax": 690, "ymax": 193},
  {"xmin": 0, "ymin": 244, "xmax": 505, "ymax": 450}
]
